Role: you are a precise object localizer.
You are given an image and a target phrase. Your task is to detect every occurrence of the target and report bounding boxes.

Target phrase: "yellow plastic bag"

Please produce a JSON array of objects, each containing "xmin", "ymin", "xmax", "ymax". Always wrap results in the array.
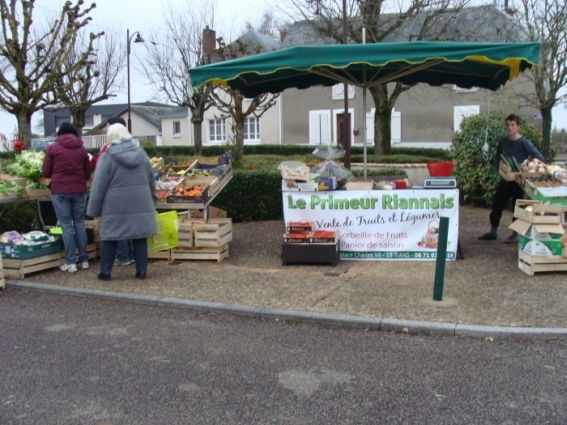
[{"xmin": 147, "ymin": 211, "xmax": 179, "ymax": 253}]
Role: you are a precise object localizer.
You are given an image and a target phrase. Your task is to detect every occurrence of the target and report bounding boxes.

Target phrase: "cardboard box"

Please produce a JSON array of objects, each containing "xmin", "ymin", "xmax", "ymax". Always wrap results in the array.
[
  {"xmin": 0, "ymin": 237, "xmax": 61, "ymax": 260},
  {"xmin": 309, "ymin": 230, "xmax": 339, "ymax": 244},
  {"xmin": 524, "ymin": 180, "xmax": 567, "ymax": 207},
  {"xmin": 286, "ymin": 221, "xmax": 313, "ymax": 233},
  {"xmin": 279, "ymin": 162, "xmax": 310, "ymax": 181},
  {"xmin": 151, "ymin": 158, "xmax": 165, "ymax": 173},
  {"xmin": 282, "ymin": 180, "xmax": 319, "ymax": 191},
  {"xmin": 283, "ymin": 233, "xmax": 310, "ymax": 243},
  {"xmin": 192, "ymin": 206, "xmax": 227, "ymax": 219},
  {"xmin": 509, "ymin": 219, "xmax": 564, "ymax": 256},
  {"xmin": 514, "ymin": 200, "xmax": 563, "ymax": 224}
]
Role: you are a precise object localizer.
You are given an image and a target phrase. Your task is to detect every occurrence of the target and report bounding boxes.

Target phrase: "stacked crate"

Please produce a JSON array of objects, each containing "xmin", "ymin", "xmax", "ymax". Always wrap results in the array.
[
  {"xmin": 85, "ymin": 218, "xmax": 100, "ymax": 258},
  {"xmin": 170, "ymin": 215, "xmax": 232, "ymax": 262},
  {"xmin": 511, "ymin": 200, "xmax": 567, "ymax": 275},
  {"xmin": 281, "ymin": 221, "xmax": 340, "ymax": 266},
  {"xmin": 1, "ymin": 237, "xmax": 62, "ymax": 279}
]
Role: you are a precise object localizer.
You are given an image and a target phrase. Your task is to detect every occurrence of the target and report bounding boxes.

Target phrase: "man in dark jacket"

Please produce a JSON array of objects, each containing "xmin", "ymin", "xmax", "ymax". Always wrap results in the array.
[
  {"xmin": 478, "ymin": 114, "xmax": 544, "ymax": 243},
  {"xmin": 42, "ymin": 122, "xmax": 91, "ymax": 272}
]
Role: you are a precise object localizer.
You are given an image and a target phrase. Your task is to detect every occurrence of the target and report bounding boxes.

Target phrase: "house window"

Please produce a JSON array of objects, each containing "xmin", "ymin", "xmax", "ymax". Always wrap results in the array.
[
  {"xmin": 453, "ymin": 85, "xmax": 478, "ymax": 93},
  {"xmin": 454, "ymin": 105, "xmax": 480, "ymax": 131},
  {"xmin": 243, "ymin": 117, "xmax": 260, "ymax": 141},
  {"xmin": 209, "ymin": 118, "xmax": 226, "ymax": 141},
  {"xmin": 55, "ymin": 116, "xmax": 71, "ymax": 127},
  {"xmin": 309, "ymin": 110, "xmax": 331, "ymax": 145},
  {"xmin": 173, "ymin": 121, "xmax": 181, "ymax": 136},
  {"xmin": 332, "ymin": 84, "xmax": 354, "ymax": 100},
  {"xmin": 84, "ymin": 114, "xmax": 94, "ymax": 126}
]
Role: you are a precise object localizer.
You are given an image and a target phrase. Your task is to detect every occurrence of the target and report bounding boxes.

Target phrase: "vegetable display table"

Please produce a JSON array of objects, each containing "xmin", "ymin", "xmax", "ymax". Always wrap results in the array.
[{"xmin": 155, "ymin": 174, "xmax": 232, "ymax": 221}]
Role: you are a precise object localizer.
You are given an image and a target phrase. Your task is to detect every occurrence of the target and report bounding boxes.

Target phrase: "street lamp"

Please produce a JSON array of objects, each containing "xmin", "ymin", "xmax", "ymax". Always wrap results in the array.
[{"xmin": 127, "ymin": 29, "xmax": 145, "ymax": 133}]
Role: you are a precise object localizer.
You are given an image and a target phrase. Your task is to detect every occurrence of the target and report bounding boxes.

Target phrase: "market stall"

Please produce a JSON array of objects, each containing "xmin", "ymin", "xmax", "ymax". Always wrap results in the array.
[{"xmin": 499, "ymin": 160, "xmax": 567, "ymax": 275}]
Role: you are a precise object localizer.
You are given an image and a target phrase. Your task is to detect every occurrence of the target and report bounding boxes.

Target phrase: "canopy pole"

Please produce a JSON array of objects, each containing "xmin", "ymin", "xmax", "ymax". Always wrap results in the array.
[
  {"xmin": 362, "ymin": 26, "xmax": 367, "ymax": 179},
  {"xmin": 342, "ymin": 0, "xmax": 351, "ymax": 169}
]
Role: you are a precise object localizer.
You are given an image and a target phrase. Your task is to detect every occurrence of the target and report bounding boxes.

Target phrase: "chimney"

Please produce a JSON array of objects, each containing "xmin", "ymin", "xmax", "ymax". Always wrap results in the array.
[
  {"xmin": 503, "ymin": 0, "xmax": 514, "ymax": 16},
  {"xmin": 203, "ymin": 26, "xmax": 216, "ymax": 64}
]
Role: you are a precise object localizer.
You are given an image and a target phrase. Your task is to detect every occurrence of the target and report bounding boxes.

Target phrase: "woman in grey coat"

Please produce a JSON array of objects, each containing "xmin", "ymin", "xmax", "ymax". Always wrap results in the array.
[{"xmin": 86, "ymin": 123, "xmax": 157, "ymax": 281}]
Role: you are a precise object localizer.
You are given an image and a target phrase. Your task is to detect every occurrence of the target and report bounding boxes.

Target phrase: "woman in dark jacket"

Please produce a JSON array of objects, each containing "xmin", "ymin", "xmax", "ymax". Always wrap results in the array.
[
  {"xmin": 42, "ymin": 122, "xmax": 91, "ymax": 272},
  {"xmin": 86, "ymin": 123, "xmax": 157, "ymax": 281}
]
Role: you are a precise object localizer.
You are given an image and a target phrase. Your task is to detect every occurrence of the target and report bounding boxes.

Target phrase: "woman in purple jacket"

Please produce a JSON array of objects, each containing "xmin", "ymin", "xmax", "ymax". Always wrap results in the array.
[{"xmin": 42, "ymin": 122, "xmax": 91, "ymax": 272}]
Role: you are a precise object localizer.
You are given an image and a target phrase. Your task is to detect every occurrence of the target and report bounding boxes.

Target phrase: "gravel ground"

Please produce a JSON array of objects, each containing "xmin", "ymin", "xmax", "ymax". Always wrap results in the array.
[{"xmin": 8, "ymin": 204, "xmax": 567, "ymax": 328}]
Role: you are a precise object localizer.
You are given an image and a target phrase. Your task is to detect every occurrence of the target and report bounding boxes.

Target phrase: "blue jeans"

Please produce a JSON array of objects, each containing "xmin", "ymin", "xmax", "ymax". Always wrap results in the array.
[
  {"xmin": 51, "ymin": 193, "xmax": 89, "ymax": 265},
  {"xmin": 116, "ymin": 239, "xmax": 134, "ymax": 262},
  {"xmin": 100, "ymin": 238, "xmax": 148, "ymax": 276}
]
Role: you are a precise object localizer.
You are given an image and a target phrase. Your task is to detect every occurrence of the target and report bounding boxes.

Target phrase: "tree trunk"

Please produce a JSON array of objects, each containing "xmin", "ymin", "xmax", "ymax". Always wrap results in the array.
[
  {"xmin": 71, "ymin": 110, "xmax": 87, "ymax": 140},
  {"xmin": 16, "ymin": 110, "xmax": 33, "ymax": 148},
  {"xmin": 374, "ymin": 107, "xmax": 393, "ymax": 156},
  {"xmin": 231, "ymin": 95, "xmax": 245, "ymax": 168},
  {"xmin": 540, "ymin": 106, "xmax": 553, "ymax": 160},
  {"xmin": 192, "ymin": 120, "xmax": 203, "ymax": 156}
]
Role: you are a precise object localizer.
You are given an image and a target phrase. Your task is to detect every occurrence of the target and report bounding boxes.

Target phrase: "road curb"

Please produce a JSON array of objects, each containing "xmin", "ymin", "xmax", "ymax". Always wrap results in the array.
[{"xmin": 6, "ymin": 280, "xmax": 567, "ymax": 340}]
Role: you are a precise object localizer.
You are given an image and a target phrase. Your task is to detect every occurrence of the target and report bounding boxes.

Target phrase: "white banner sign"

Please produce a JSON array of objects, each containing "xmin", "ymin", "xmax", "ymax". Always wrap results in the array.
[{"xmin": 283, "ymin": 189, "xmax": 459, "ymax": 261}]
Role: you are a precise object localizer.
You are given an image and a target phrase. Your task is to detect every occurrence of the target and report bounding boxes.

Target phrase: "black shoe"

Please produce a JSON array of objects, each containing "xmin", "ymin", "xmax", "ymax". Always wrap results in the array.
[
  {"xmin": 97, "ymin": 272, "xmax": 111, "ymax": 281},
  {"xmin": 505, "ymin": 234, "xmax": 518, "ymax": 244},
  {"xmin": 478, "ymin": 232, "xmax": 497, "ymax": 241},
  {"xmin": 135, "ymin": 271, "xmax": 146, "ymax": 280}
]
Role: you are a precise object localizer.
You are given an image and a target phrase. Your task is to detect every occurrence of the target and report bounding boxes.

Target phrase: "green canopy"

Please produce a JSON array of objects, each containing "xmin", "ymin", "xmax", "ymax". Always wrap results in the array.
[{"xmin": 189, "ymin": 41, "xmax": 541, "ymax": 98}]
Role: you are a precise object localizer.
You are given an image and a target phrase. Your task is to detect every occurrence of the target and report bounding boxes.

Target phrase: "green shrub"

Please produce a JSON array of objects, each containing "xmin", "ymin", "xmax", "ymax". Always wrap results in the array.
[
  {"xmin": 350, "ymin": 154, "xmax": 442, "ymax": 164},
  {"xmin": 450, "ymin": 111, "xmax": 548, "ymax": 205},
  {"xmin": 351, "ymin": 167, "xmax": 407, "ymax": 177},
  {"xmin": 0, "ymin": 201, "xmax": 50, "ymax": 234},
  {"xmin": 211, "ymin": 170, "xmax": 283, "ymax": 222}
]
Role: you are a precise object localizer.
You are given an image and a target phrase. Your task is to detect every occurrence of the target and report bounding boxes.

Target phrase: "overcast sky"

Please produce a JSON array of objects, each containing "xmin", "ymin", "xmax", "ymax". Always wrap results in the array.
[{"xmin": 0, "ymin": 0, "xmax": 566, "ymax": 138}]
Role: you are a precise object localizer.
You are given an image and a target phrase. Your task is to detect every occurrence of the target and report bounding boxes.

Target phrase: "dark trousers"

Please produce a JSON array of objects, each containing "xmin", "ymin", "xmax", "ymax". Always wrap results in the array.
[
  {"xmin": 100, "ymin": 238, "xmax": 148, "ymax": 275},
  {"xmin": 489, "ymin": 179, "xmax": 525, "ymax": 228}
]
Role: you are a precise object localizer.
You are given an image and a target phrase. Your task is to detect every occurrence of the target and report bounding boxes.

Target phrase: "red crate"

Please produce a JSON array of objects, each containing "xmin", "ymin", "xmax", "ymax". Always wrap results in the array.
[{"xmin": 427, "ymin": 162, "xmax": 453, "ymax": 177}]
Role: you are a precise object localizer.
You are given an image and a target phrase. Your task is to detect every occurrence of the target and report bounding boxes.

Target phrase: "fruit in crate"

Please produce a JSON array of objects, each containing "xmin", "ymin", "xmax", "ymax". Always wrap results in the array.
[
  {"xmin": 185, "ymin": 169, "xmax": 211, "ymax": 177},
  {"xmin": 150, "ymin": 157, "xmax": 163, "ymax": 165},
  {"xmin": 172, "ymin": 185, "xmax": 202, "ymax": 196}
]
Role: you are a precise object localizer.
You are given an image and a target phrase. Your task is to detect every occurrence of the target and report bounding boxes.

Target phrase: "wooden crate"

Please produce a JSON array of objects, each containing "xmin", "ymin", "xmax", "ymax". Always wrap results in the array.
[
  {"xmin": 191, "ymin": 218, "xmax": 233, "ymax": 248},
  {"xmin": 177, "ymin": 222, "xmax": 193, "ymax": 248},
  {"xmin": 514, "ymin": 200, "xmax": 562, "ymax": 224},
  {"xmin": 518, "ymin": 250, "xmax": 567, "ymax": 276},
  {"xmin": 60, "ymin": 243, "xmax": 97, "ymax": 265},
  {"xmin": 148, "ymin": 249, "xmax": 172, "ymax": 261},
  {"xmin": 85, "ymin": 219, "xmax": 100, "ymax": 242},
  {"xmin": 171, "ymin": 245, "xmax": 229, "ymax": 262},
  {"xmin": 3, "ymin": 253, "xmax": 61, "ymax": 279}
]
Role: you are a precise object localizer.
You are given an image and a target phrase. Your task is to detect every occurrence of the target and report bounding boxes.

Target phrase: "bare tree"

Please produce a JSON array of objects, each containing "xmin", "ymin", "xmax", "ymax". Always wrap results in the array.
[
  {"xmin": 0, "ymin": 0, "xmax": 101, "ymax": 145},
  {"xmin": 139, "ymin": 0, "xmax": 219, "ymax": 155},
  {"xmin": 244, "ymin": 11, "xmax": 287, "ymax": 39},
  {"xmin": 506, "ymin": 0, "xmax": 567, "ymax": 160},
  {"xmin": 212, "ymin": 38, "xmax": 279, "ymax": 166},
  {"xmin": 274, "ymin": 0, "xmax": 472, "ymax": 155},
  {"xmin": 54, "ymin": 29, "xmax": 124, "ymax": 137}
]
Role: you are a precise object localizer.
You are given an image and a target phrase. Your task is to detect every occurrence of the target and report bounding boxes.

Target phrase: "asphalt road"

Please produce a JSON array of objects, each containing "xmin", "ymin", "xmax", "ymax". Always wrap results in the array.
[{"xmin": 1, "ymin": 289, "xmax": 567, "ymax": 425}]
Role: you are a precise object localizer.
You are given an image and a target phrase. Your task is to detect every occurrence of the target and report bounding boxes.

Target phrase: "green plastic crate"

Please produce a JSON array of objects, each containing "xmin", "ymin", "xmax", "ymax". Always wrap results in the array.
[{"xmin": 0, "ymin": 237, "xmax": 61, "ymax": 259}]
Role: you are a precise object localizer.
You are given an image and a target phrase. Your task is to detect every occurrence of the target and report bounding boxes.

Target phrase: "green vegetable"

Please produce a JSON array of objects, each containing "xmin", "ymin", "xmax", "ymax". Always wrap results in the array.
[
  {"xmin": 3, "ymin": 150, "xmax": 45, "ymax": 179},
  {"xmin": 511, "ymin": 157, "xmax": 521, "ymax": 173},
  {"xmin": 0, "ymin": 181, "xmax": 25, "ymax": 197}
]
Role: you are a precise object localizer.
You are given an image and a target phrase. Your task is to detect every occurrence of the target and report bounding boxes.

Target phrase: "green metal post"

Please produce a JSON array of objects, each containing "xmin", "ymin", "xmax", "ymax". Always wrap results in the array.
[{"xmin": 433, "ymin": 217, "xmax": 449, "ymax": 301}]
